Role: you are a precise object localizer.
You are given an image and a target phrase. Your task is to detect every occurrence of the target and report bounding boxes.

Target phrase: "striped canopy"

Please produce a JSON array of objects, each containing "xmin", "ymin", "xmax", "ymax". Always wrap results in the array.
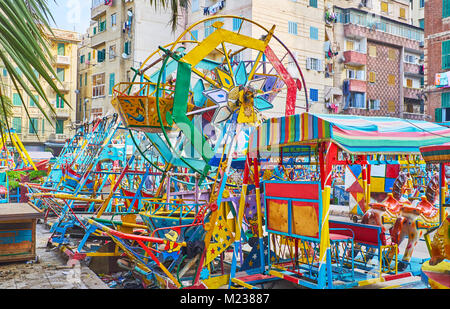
[
  {"xmin": 249, "ymin": 113, "xmax": 450, "ymax": 155},
  {"xmin": 420, "ymin": 143, "xmax": 450, "ymax": 163}
]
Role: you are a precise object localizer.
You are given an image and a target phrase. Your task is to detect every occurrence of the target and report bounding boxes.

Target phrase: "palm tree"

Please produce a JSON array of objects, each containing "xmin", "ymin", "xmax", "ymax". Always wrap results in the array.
[
  {"xmin": 0, "ymin": 0, "xmax": 190, "ymax": 131},
  {"xmin": 0, "ymin": 0, "xmax": 63, "ymax": 133},
  {"xmin": 149, "ymin": 0, "xmax": 190, "ymax": 32}
]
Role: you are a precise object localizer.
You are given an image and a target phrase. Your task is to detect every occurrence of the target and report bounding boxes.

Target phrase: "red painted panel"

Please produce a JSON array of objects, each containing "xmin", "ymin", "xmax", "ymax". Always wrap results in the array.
[
  {"xmin": 265, "ymin": 182, "xmax": 320, "ymax": 200},
  {"xmin": 329, "ymin": 221, "xmax": 384, "ymax": 246}
]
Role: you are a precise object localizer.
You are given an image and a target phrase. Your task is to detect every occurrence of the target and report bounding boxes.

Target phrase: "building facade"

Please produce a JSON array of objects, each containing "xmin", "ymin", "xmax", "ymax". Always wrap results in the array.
[
  {"xmin": 81, "ymin": 0, "xmax": 180, "ymax": 119},
  {"xmin": 81, "ymin": 0, "xmax": 427, "ymax": 121},
  {"xmin": 3, "ymin": 28, "xmax": 80, "ymax": 152},
  {"xmin": 424, "ymin": 0, "xmax": 450, "ymax": 122},
  {"xmin": 328, "ymin": 1, "xmax": 426, "ymax": 119}
]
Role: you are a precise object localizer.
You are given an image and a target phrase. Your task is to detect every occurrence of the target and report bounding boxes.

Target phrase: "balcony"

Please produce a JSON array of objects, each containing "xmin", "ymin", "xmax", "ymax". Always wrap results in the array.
[
  {"xmin": 403, "ymin": 112, "xmax": 429, "ymax": 121},
  {"xmin": 90, "ymin": 31, "xmax": 107, "ymax": 49},
  {"xmin": 348, "ymin": 79, "xmax": 367, "ymax": 93},
  {"xmin": 47, "ymin": 133, "xmax": 69, "ymax": 142},
  {"xmin": 343, "ymin": 50, "xmax": 366, "ymax": 66},
  {"xmin": 54, "ymin": 109, "xmax": 70, "ymax": 119},
  {"xmin": 403, "ymin": 86, "xmax": 422, "ymax": 99},
  {"xmin": 404, "ymin": 62, "xmax": 423, "ymax": 76},
  {"xmin": 91, "ymin": 1, "xmax": 107, "ymax": 20},
  {"xmin": 55, "ymin": 55, "xmax": 70, "ymax": 66},
  {"xmin": 343, "ymin": 23, "xmax": 423, "ymax": 51},
  {"xmin": 56, "ymin": 81, "xmax": 70, "ymax": 93}
]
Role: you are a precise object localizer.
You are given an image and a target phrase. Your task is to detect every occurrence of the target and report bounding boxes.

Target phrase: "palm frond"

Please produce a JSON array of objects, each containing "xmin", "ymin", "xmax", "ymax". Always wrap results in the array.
[{"xmin": 0, "ymin": 0, "xmax": 67, "ymax": 129}]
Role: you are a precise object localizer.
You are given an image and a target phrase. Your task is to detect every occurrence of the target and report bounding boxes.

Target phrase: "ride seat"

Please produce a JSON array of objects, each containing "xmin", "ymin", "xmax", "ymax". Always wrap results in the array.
[{"xmin": 416, "ymin": 196, "xmax": 439, "ymax": 220}]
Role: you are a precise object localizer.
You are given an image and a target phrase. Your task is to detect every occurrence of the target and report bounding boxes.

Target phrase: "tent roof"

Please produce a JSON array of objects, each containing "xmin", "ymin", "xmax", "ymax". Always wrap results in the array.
[
  {"xmin": 249, "ymin": 113, "xmax": 450, "ymax": 155},
  {"xmin": 420, "ymin": 143, "xmax": 450, "ymax": 163}
]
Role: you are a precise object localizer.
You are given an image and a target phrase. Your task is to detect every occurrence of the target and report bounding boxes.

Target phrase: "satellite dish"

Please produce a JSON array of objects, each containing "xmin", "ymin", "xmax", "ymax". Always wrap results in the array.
[
  {"xmin": 128, "ymin": 11, "xmax": 133, "ymax": 17},
  {"xmin": 122, "ymin": 53, "xmax": 130, "ymax": 59}
]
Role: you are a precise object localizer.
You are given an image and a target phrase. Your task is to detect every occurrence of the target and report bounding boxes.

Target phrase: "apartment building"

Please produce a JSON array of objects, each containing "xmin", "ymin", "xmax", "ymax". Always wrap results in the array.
[
  {"xmin": 424, "ymin": 0, "xmax": 450, "ymax": 122},
  {"xmin": 77, "ymin": 23, "xmax": 96, "ymax": 123},
  {"xmin": 410, "ymin": 0, "xmax": 425, "ymax": 29},
  {"xmin": 3, "ymin": 28, "xmax": 80, "ymax": 152},
  {"xmin": 83, "ymin": 0, "xmax": 180, "ymax": 119},
  {"xmin": 328, "ymin": 0, "xmax": 426, "ymax": 119}
]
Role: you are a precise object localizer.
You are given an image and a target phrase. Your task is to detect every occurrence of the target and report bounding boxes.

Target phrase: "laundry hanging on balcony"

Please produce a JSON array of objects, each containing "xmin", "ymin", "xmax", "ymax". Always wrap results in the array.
[{"xmin": 203, "ymin": 0, "xmax": 225, "ymax": 15}]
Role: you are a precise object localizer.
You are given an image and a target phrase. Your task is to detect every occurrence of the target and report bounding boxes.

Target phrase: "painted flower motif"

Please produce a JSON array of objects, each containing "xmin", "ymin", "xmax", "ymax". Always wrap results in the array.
[{"xmin": 198, "ymin": 61, "xmax": 279, "ymax": 125}]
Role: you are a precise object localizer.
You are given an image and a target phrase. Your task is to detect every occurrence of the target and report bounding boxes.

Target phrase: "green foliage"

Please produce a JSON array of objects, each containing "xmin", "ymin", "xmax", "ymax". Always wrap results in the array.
[
  {"xmin": 6, "ymin": 170, "xmax": 25, "ymax": 189},
  {"xmin": 0, "ymin": 0, "xmax": 67, "ymax": 129},
  {"xmin": 6, "ymin": 169, "xmax": 47, "ymax": 189}
]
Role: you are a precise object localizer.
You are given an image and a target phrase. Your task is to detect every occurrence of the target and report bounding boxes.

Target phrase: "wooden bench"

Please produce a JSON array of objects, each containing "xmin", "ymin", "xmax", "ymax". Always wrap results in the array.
[{"xmin": 329, "ymin": 220, "xmax": 398, "ymax": 274}]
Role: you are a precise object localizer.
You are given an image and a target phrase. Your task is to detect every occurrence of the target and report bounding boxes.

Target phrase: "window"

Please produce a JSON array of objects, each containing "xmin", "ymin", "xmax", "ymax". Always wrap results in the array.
[
  {"xmin": 347, "ymin": 69, "xmax": 365, "ymax": 80},
  {"xmin": 442, "ymin": 92, "xmax": 450, "ymax": 108},
  {"xmin": 399, "ymin": 8, "xmax": 406, "ymax": 19},
  {"xmin": 204, "ymin": 18, "xmax": 224, "ymax": 37},
  {"xmin": 388, "ymin": 74, "xmax": 396, "ymax": 85},
  {"xmin": 310, "ymin": 26, "xmax": 318, "ymax": 40},
  {"xmin": 404, "ymin": 54, "xmax": 417, "ymax": 64},
  {"xmin": 13, "ymin": 93, "xmax": 22, "ymax": 106},
  {"xmin": 56, "ymin": 94, "xmax": 64, "ymax": 108},
  {"xmin": 57, "ymin": 43, "xmax": 65, "ymax": 56},
  {"xmin": 85, "ymin": 73, "xmax": 88, "ymax": 86},
  {"xmin": 12, "ymin": 117, "xmax": 21, "ymax": 133},
  {"xmin": 388, "ymin": 100, "xmax": 396, "ymax": 112},
  {"xmin": 310, "ymin": 88, "xmax": 319, "ymax": 102},
  {"xmin": 381, "ymin": 1, "xmax": 388, "ymax": 13},
  {"xmin": 57, "ymin": 68, "xmax": 65, "ymax": 81},
  {"xmin": 419, "ymin": 19, "xmax": 424, "ymax": 29},
  {"xmin": 42, "ymin": 119, "xmax": 45, "ymax": 135},
  {"xmin": 29, "ymin": 118, "xmax": 38, "ymax": 134},
  {"xmin": 368, "ymin": 71, "xmax": 376, "ymax": 83},
  {"xmin": 346, "ymin": 40, "xmax": 354, "ymax": 51},
  {"xmin": 369, "ymin": 99, "xmax": 380, "ymax": 110},
  {"xmin": 288, "ymin": 21, "xmax": 298, "ymax": 35},
  {"xmin": 98, "ymin": 49, "xmax": 106, "ymax": 62},
  {"xmin": 111, "ymin": 13, "xmax": 117, "ymax": 27},
  {"xmin": 109, "ymin": 45, "xmax": 116, "ymax": 60},
  {"xmin": 368, "ymin": 45, "xmax": 377, "ymax": 57},
  {"xmin": 388, "ymin": 48, "xmax": 396, "ymax": 60},
  {"xmin": 56, "ymin": 119, "xmax": 64, "ymax": 134},
  {"xmin": 436, "ymin": 108, "xmax": 443, "ymax": 122},
  {"xmin": 192, "ymin": 0, "xmax": 199, "ymax": 12},
  {"xmin": 98, "ymin": 17, "xmax": 106, "ymax": 33},
  {"xmin": 80, "ymin": 55, "xmax": 85, "ymax": 64},
  {"xmin": 309, "ymin": 0, "xmax": 318, "ymax": 8},
  {"xmin": 124, "ymin": 41, "xmax": 131, "ymax": 56},
  {"xmin": 444, "ymin": 0, "xmax": 450, "ymax": 18},
  {"xmin": 349, "ymin": 92, "xmax": 366, "ymax": 108},
  {"xmin": 442, "ymin": 40, "xmax": 450, "ymax": 70},
  {"xmin": 306, "ymin": 57, "xmax": 323, "ymax": 71},
  {"xmin": 92, "ymin": 73, "xmax": 106, "ymax": 98},
  {"xmin": 191, "ymin": 30, "xmax": 198, "ymax": 41},
  {"xmin": 406, "ymin": 78, "xmax": 413, "ymax": 88},
  {"xmin": 109, "ymin": 73, "xmax": 115, "ymax": 96},
  {"xmin": 420, "ymin": 0, "xmax": 425, "ymax": 8},
  {"xmin": 233, "ymin": 18, "xmax": 243, "ymax": 32},
  {"xmin": 30, "ymin": 95, "xmax": 38, "ymax": 107}
]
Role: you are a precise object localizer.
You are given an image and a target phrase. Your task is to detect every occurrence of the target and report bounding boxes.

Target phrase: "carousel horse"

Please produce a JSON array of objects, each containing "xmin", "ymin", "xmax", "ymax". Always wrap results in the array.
[
  {"xmin": 361, "ymin": 171, "xmax": 414, "ymax": 231},
  {"xmin": 390, "ymin": 173, "xmax": 441, "ymax": 270}
]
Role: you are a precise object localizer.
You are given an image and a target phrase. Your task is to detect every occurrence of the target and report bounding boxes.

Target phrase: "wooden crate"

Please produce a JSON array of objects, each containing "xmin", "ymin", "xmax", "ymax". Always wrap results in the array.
[{"xmin": 0, "ymin": 203, "xmax": 44, "ymax": 263}]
